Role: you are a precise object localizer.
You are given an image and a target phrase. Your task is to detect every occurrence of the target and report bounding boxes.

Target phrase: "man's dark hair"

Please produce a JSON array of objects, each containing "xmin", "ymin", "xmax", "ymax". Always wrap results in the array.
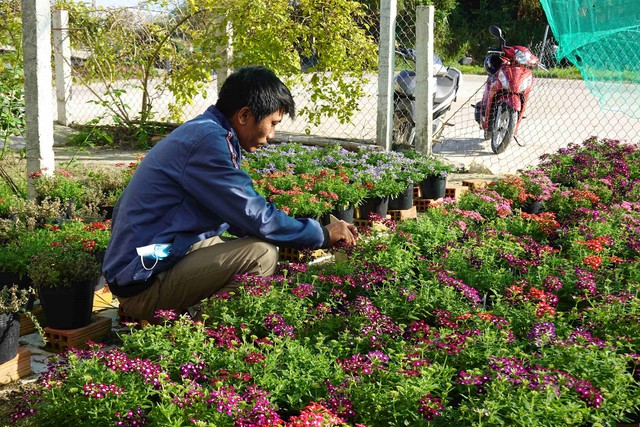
[{"xmin": 216, "ymin": 66, "xmax": 295, "ymax": 122}]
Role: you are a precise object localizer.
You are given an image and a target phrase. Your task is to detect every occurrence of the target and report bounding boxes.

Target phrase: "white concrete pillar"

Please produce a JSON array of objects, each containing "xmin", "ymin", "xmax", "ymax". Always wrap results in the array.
[
  {"xmin": 376, "ymin": 0, "xmax": 397, "ymax": 151},
  {"xmin": 53, "ymin": 10, "xmax": 72, "ymax": 126},
  {"xmin": 414, "ymin": 5, "xmax": 434, "ymax": 154},
  {"xmin": 22, "ymin": 0, "xmax": 55, "ymax": 197}
]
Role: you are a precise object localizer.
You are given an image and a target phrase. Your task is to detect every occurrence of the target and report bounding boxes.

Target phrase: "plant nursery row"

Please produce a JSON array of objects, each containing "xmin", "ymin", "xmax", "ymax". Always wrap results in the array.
[{"xmin": 1, "ymin": 137, "xmax": 640, "ymax": 426}]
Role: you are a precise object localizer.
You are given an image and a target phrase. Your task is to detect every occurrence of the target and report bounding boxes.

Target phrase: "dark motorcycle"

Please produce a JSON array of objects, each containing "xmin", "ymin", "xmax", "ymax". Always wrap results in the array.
[{"xmin": 392, "ymin": 48, "xmax": 462, "ymax": 149}]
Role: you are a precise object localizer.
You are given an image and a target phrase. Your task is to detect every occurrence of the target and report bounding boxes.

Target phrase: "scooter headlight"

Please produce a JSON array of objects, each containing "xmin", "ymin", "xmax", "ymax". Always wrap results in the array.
[
  {"xmin": 518, "ymin": 75, "xmax": 533, "ymax": 92},
  {"xmin": 498, "ymin": 69, "xmax": 509, "ymax": 89},
  {"xmin": 515, "ymin": 49, "xmax": 532, "ymax": 65}
]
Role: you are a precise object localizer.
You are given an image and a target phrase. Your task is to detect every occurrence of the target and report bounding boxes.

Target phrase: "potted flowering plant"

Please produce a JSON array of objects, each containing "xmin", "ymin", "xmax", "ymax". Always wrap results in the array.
[
  {"xmin": 27, "ymin": 242, "xmax": 100, "ymax": 330},
  {"xmin": 254, "ymin": 171, "xmax": 335, "ymax": 218},
  {"xmin": 409, "ymin": 154, "xmax": 454, "ymax": 199},
  {"xmin": 0, "ymin": 224, "xmax": 52, "ymax": 284},
  {"xmin": 489, "ymin": 171, "xmax": 558, "ymax": 213},
  {"xmin": 355, "ymin": 168, "xmax": 407, "ymax": 219},
  {"xmin": 29, "ymin": 169, "xmax": 86, "ymax": 211},
  {"xmin": 311, "ymin": 168, "xmax": 368, "ymax": 219},
  {"xmin": 25, "ymin": 220, "xmax": 108, "ymax": 330}
]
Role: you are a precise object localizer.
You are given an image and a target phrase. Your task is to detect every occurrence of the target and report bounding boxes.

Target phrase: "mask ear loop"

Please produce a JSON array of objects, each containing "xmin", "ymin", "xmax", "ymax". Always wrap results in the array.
[{"xmin": 140, "ymin": 255, "xmax": 159, "ymax": 271}]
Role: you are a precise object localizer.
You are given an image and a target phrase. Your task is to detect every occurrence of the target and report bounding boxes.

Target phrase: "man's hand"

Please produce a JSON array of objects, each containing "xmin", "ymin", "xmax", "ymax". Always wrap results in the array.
[{"xmin": 325, "ymin": 220, "xmax": 358, "ymax": 246}]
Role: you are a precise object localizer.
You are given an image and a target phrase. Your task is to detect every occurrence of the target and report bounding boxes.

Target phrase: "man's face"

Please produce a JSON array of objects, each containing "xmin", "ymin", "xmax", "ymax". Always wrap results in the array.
[{"xmin": 234, "ymin": 108, "xmax": 284, "ymax": 153}]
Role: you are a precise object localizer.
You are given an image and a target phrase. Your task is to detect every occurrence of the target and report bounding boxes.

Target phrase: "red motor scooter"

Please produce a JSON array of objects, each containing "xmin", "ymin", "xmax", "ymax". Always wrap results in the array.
[{"xmin": 474, "ymin": 25, "xmax": 545, "ymax": 154}]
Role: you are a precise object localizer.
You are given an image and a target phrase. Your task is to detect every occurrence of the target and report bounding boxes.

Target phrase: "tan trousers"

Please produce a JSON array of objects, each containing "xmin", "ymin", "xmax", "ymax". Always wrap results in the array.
[{"xmin": 117, "ymin": 236, "xmax": 278, "ymax": 322}]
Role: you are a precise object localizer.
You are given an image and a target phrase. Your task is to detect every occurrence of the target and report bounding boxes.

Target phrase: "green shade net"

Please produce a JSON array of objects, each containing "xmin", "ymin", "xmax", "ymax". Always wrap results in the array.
[{"xmin": 539, "ymin": 0, "xmax": 640, "ymax": 118}]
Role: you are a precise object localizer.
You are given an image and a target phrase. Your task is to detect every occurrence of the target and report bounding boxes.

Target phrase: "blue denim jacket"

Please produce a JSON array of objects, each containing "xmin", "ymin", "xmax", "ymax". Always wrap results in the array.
[{"xmin": 103, "ymin": 106, "xmax": 327, "ymax": 296}]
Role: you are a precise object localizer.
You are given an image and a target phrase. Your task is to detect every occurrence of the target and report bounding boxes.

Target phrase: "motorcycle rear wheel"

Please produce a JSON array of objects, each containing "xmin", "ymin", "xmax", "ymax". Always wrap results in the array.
[
  {"xmin": 392, "ymin": 115, "xmax": 415, "ymax": 150},
  {"xmin": 491, "ymin": 104, "xmax": 517, "ymax": 154}
]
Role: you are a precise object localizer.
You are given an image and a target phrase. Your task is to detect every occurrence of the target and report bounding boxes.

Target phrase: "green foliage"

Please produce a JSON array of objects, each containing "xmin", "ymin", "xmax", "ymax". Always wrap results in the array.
[
  {"xmin": 0, "ymin": 59, "xmax": 25, "ymax": 153},
  {"xmin": 445, "ymin": 0, "xmax": 548, "ymax": 61},
  {"xmin": 0, "ymin": 0, "xmax": 25, "ymax": 154},
  {"xmin": 27, "ymin": 243, "xmax": 100, "ymax": 287},
  {"xmin": 51, "ymin": 0, "xmax": 377, "ymax": 143}
]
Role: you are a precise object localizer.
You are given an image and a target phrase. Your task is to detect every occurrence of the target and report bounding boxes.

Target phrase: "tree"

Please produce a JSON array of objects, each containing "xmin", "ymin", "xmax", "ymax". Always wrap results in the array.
[{"xmin": 54, "ymin": 0, "xmax": 378, "ymax": 139}]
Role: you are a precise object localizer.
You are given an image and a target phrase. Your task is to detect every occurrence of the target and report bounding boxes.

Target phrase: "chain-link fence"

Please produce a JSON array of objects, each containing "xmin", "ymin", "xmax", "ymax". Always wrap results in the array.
[
  {"xmin": 390, "ymin": 11, "xmax": 640, "ymax": 174},
  {"xmin": 57, "ymin": 5, "xmax": 639, "ymax": 175},
  {"xmin": 434, "ymin": 35, "xmax": 640, "ymax": 174},
  {"xmin": 58, "ymin": 4, "xmax": 382, "ymax": 142}
]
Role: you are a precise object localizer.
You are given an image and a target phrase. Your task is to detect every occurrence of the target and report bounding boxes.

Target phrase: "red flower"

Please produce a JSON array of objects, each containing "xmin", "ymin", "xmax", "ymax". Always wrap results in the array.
[{"xmin": 583, "ymin": 255, "xmax": 602, "ymax": 269}]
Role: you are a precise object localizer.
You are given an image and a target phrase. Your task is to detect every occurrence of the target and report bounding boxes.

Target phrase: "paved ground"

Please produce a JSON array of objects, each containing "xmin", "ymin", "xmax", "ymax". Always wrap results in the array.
[{"xmin": 13, "ymin": 67, "xmax": 639, "ymax": 177}]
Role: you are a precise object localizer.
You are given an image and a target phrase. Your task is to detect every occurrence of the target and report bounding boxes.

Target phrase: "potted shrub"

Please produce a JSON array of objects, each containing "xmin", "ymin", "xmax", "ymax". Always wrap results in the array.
[
  {"xmin": 0, "ymin": 285, "xmax": 43, "ymax": 364},
  {"xmin": 312, "ymin": 168, "xmax": 368, "ymax": 223},
  {"xmin": 26, "ymin": 237, "xmax": 101, "ymax": 330},
  {"xmin": 0, "ymin": 224, "xmax": 50, "ymax": 288},
  {"xmin": 489, "ymin": 169, "xmax": 559, "ymax": 213},
  {"xmin": 410, "ymin": 154, "xmax": 455, "ymax": 199},
  {"xmin": 29, "ymin": 169, "xmax": 86, "ymax": 215}
]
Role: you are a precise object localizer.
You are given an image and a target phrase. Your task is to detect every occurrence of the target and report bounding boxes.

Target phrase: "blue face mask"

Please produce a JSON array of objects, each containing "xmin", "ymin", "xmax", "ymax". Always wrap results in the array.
[{"xmin": 137, "ymin": 243, "xmax": 172, "ymax": 270}]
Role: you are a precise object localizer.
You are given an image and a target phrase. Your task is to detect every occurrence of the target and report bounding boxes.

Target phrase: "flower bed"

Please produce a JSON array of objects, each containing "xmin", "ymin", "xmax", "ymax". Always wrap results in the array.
[{"xmin": 6, "ymin": 138, "xmax": 640, "ymax": 426}]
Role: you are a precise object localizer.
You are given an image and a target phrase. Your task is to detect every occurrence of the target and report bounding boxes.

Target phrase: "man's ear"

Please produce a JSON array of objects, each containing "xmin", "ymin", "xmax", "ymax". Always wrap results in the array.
[{"xmin": 236, "ymin": 107, "xmax": 252, "ymax": 125}]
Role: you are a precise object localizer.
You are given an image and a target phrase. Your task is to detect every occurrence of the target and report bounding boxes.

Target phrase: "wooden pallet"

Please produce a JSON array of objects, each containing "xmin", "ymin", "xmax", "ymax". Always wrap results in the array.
[
  {"xmin": 462, "ymin": 178, "xmax": 492, "ymax": 189},
  {"xmin": 0, "ymin": 347, "xmax": 32, "ymax": 385},
  {"xmin": 19, "ymin": 304, "xmax": 46, "ymax": 336},
  {"xmin": 44, "ymin": 315, "xmax": 111, "ymax": 353},
  {"xmin": 387, "ymin": 206, "xmax": 418, "ymax": 221}
]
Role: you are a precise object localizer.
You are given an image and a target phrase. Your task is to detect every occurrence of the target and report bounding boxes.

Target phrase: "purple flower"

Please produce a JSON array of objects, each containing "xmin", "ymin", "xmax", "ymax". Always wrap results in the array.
[
  {"xmin": 154, "ymin": 309, "xmax": 178, "ymax": 322},
  {"xmin": 82, "ymin": 382, "xmax": 124, "ymax": 399},
  {"xmin": 527, "ymin": 322, "xmax": 556, "ymax": 347},
  {"xmin": 206, "ymin": 324, "xmax": 240, "ymax": 349},
  {"xmin": 291, "ymin": 283, "xmax": 316, "ymax": 298},
  {"xmin": 114, "ymin": 408, "xmax": 148, "ymax": 426},
  {"xmin": 417, "ymin": 394, "xmax": 445, "ymax": 421},
  {"xmin": 264, "ymin": 313, "xmax": 295, "ymax": 338}
]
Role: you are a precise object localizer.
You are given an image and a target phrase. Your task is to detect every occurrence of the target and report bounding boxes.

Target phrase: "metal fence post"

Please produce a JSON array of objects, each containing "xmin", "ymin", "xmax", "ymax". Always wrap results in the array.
[
  {"xmin": 53, "ymin": 9, "xmax": 72, "ymax": 126},
  {"xmin": 414, "ymin": 5, "xmax": 433, "ymax": 154},
  {"xmin": 21, "ymin": 0, "xmax": 55, "ymax": 197},
  {"xmin": 376, "ymin": 0, "xmax": 397, "ymax": 151}
]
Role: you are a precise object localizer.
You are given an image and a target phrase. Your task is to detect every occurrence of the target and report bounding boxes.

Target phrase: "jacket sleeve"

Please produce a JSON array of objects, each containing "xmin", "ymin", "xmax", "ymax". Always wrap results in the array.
[{"xmin": 179, "ymin": 131, "xmax": 327, "ymax": 249}]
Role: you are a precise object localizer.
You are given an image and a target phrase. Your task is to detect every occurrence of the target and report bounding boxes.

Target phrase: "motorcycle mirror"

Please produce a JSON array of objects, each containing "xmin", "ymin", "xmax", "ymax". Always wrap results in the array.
[
  {"xmin": 489, "ymin": 25, "xmax": 503, "ymax": 39},
  {"xmin": 459, "ymin": 57, "xmax": 473, "ymax": 66}
]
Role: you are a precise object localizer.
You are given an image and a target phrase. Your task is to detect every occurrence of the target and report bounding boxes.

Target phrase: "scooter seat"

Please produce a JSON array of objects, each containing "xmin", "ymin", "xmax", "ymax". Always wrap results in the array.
[{"xmin": 433, "ymin": 68, "xmax": 460, "ymax": 105}]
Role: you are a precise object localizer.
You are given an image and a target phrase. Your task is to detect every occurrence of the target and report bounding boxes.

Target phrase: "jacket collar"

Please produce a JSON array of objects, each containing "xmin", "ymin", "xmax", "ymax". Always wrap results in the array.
[{"xmin": 206, "ymin": 105, "xmax": 235, "ymax": 136}]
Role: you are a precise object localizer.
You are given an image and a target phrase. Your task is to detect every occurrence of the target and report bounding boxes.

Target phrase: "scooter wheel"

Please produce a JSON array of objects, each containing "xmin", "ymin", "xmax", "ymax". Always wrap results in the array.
[{"xmin": 491, "ymin": 104, "xmax": 517, "ymax": 154}]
